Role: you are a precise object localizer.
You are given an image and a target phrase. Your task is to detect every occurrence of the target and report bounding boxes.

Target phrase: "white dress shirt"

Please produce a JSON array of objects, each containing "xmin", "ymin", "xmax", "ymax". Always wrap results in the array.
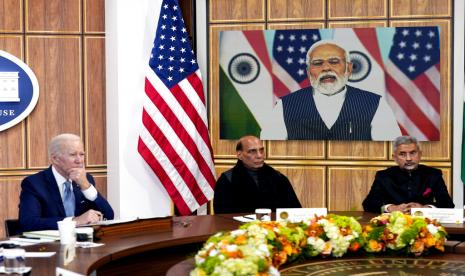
[
  {"xmin": 260, "ymin": 87, "xmax": 401, "ymax": 140},
  {"xmin": 52, "ymin": 166, "xmax": 98, "ymax": 203}
]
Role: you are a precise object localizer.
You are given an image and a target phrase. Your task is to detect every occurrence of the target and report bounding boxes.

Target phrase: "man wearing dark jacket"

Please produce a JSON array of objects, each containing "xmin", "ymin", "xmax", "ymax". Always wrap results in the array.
[
  {"xmin": 363, "ymin": 135, "xmax": 454, "ymax": 213},
  {"xmin": 213, "ymin": 135, "xmax": 301, "ymax": 214}
]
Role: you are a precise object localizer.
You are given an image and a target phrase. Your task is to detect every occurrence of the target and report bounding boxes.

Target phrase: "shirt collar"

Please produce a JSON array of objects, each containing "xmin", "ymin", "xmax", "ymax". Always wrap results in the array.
[{"xmin": 52, "ymin": 165, "xmax": 69, "ymax": 186}]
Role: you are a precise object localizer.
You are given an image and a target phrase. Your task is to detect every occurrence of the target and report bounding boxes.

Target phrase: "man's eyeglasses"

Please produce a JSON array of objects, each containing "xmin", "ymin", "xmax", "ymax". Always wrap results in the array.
[{"xmin": 310, "ymin": 57, "xmax": 345, "ymax": 68}]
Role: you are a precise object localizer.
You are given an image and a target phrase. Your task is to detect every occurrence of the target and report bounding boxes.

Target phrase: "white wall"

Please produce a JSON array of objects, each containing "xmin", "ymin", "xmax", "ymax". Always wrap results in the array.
[
  {"xmin": 105, "ymin": 0, "xmax": 171, "ymax": 219},
  {"xmin": 453, "ymin": 0, "xmax": 464, "ymax": 209}
]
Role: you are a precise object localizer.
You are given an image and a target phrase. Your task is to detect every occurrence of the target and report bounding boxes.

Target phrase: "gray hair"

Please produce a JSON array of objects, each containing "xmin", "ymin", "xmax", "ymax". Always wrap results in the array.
[
  {"xmin": 48, "ymin": 133, "xmax": 81, "ymax": 159},
  {"xmin": 306, "ymin": 39, "xmax": 351, "ymax": 68},
  {"xmin": 393, "ymin": 135, "xmax": 420, "ymax": 152}
]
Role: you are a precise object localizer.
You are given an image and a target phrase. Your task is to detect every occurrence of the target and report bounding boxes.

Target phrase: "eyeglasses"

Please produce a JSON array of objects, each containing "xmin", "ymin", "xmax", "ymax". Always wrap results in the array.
[{"xmin": 309, "ymin": 57, "xmax": 345, "ymax": 68}]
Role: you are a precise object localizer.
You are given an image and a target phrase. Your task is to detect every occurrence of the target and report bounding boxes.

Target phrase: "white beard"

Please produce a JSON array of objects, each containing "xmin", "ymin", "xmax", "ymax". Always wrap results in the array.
[{"xmin": 310, "ymin": 71, "xmax": 349, "ymax": 96}]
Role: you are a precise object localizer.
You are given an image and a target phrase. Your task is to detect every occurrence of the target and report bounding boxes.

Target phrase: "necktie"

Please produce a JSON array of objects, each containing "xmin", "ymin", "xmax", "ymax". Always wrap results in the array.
[{"xmin": 63, "ymin": 181, "xmax": 75, "ymax": 217}]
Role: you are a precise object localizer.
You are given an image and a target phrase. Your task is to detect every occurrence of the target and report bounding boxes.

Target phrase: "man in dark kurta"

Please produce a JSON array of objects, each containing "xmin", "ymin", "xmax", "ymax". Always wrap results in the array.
[
  {"xmin": 363, "ymin": 135, "xmax": 454, "ymax": 213},
  {"xmin": 213, "ymin": 135, "xmax": 301, "ymax": 214}
]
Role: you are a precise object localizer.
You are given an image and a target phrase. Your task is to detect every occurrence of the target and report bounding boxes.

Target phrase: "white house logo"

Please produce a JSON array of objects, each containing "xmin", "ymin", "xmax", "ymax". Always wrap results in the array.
[{"xmin": 0, "ymin": 50, "xmax": 39, "ymax": 131}]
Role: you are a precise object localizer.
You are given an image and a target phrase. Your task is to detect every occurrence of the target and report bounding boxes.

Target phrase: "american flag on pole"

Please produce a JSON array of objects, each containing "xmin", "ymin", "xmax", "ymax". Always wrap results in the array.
[
  {"xmin": 272, "ymin": 30, "xmax": 321, "ymax": 98},
  {"xmin": 138, "ymin": 0, "xmax": 216, "ymax": 215},
  {"xmin": 384, "ymin": 27, "xmax": 440, "ymax": 141}
]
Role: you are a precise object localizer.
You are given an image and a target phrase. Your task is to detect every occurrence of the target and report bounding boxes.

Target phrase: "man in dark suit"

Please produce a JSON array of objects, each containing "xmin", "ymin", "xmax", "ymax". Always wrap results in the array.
[
  {"xmin": 261, "ymin": 40, "xmax": 400, "ymax": 140},
  {"xmin": 19, "ymin": 133, "xmax": 114, "ymax": 232},
  {"xmin": 213, "ymin": 135, "xmax": 301, "ymax": 214},
  {"xmin": 362, "ymin": 135, "xmax": 454, "ymax": 213}
]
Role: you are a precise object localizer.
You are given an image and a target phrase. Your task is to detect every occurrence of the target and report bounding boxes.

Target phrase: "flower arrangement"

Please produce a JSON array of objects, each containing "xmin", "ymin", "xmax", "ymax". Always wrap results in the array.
[
  {"xmin": 362, "ymin": 211, "xmax": 447, "ymax": 256},
  {"xmin": 191, "ymin": 213, "xmax": 447, "ymax": 276}
]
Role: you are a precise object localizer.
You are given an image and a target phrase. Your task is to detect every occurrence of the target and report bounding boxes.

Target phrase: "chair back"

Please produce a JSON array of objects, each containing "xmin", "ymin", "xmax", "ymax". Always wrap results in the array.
[{"xmin": 4, "ymin": 219, "xmax": 21, "ymax": 237}]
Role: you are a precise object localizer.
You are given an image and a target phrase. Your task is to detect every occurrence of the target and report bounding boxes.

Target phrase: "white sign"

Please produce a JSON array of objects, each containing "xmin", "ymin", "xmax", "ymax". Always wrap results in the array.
[
  {"xmin": 276, "ymin": 208, "xmax": 327, "ymax": 223},
  {"xmin": 410, "ymin": 208, "xmax": 464, "ymax": 224}
]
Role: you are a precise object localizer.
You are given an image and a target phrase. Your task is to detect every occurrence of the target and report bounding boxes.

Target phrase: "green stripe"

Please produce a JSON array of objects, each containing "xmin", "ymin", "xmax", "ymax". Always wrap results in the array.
[
  {"xmin": 219, "ymin": 67, "xmax": 260, "ymax": 139},
  {"xmin": 462, "ymin": 102, "xmax": 465, "ymax": 184}
]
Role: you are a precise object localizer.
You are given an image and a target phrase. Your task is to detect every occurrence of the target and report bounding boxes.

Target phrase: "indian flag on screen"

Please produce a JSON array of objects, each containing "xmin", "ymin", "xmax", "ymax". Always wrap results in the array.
[{"xmin": 219, "ymin": 30, "xmax": 275, "ymax": 139}]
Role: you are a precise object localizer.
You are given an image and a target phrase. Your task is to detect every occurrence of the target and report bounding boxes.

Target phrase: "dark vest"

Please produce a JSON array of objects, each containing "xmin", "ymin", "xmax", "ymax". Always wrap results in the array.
[{"xmin": 281, "ymin": 86, "xmax": 381, "ymax": 140}]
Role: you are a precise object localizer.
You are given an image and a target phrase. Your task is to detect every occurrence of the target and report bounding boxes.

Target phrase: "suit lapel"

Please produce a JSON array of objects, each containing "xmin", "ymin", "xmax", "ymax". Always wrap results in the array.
[{"xmin": 44, "ymin": 166, "xmax": 66, "ymax": 217}]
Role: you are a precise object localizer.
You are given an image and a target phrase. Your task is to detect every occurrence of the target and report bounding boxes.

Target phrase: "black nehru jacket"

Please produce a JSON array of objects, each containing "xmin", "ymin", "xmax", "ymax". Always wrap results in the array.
[
  {"xmin": 362, "ymin": 165, "xmax": 454, "ymax": 213},
  {"xmin": 213, "ymin": 160, "xmax": 301, "ymax": 214}
]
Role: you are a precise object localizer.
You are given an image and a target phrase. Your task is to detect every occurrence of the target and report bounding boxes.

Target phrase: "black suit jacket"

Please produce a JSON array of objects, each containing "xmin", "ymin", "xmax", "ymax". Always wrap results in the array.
[
  {"xmin": 362, "ymin": 165, "xmax": 454, "ymax": 213},
  {"xmin": 19, "ymin": 166, "xmax": 114, "ymax": 232}
]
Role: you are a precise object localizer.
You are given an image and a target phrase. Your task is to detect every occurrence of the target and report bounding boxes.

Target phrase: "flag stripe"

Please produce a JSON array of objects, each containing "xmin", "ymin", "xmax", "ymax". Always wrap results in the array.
[
  {"xmin": 384, "ymin": 95, "xmax": 428, "ymax": 140},
  {"xmin": 141, "ymin": 108, "xmax": 209, "ymax": 204},
  {"xmin": 385, "ymin": 73, "xmax": 439, "ymax": 140},
  {"xmin": 138, "ymin": 134, "xmax": 196, "ymax": 215},
  {"xmin": 386, "ymin": 60, "xmax": 440, "ymax": 128},
  {"xmin": 353, "ymin": 28, "xmax": 385, "ymax": 70},
  {"xmin": 144, "ymin": 78, "xmax": 215, "ymax": 197},
  {"xmin": 243, "ymin": 30, "xmax": 273, "ymax": 73}
]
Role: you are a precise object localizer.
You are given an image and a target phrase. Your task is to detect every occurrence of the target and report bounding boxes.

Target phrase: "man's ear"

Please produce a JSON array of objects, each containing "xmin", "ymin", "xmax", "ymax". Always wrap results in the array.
[
  {"xmin": 346, "ymin": 62, "xmax": 353, "ymax": 75},
  {"xmin": 236, "ymin": 151, "xmax": 242, "ymax": 160}
]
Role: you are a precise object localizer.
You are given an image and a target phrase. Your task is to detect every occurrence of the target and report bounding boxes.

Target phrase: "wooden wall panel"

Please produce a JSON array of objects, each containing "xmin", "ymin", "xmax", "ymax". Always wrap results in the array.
[
  {"xmin": 389, "ymin": 20, "xmax": 451, "ymax": 161},
  {"xmin": 26, "ymin": 36, "xmax": 82, "ymax": 168},
  {"xmin": 92, "ymin": 174, "xmax": 107, "ymax": 198},
  {"xmin": 209, "ymin": 24, "xmax": 266, "ymax": 158},
  {"xmin": 276, "ymin": 166, "xmax": 326, "ymax": 208},
  {"xmin": 209, "ymin": 0, "xmax": 265, "ymax": 22},
  {"xmin": 84, "ymin": 0, "xmax": 104, "ymax": 33},
  {"xmin": 84, "ymin": 37, "xmax": 106, "ymax": 166},
  {"xmin": 390, "ymin": 0, "xmax": 451, "ymax": 18},
  {"xmin": 0, "ymin": 0, "xmax": 22, "ymax": 32},
  {"xmin": 0, "ymin": 177, "xmax": 22, "ymax": 238},
  {"xmin": 268, "ymin": 0, "xmax": 325, "ymax": 21},
  {"xmin": 0, "ymin": 36, "xmax": 25, "ymax": 169},
  {"xmin": 328, "ymin": 167, "xmax": 381, "ymax": 211},
  {"xmin": 328, "ymin": 0, "xmax": 387, "ymax": 19},
  {"xmin": 26, "ymin": 0, "xmax": 81, "ymax": 33}
]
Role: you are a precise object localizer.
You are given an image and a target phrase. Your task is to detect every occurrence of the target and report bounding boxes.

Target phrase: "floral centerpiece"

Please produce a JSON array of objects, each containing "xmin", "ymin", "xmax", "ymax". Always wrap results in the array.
[
  {"xmin": 362, "ymin": 211, "xmax": 447, "ymax": 256},
  {"xmin": 191, "ymin": 213, "xmax": 447, "ymax": 275}
]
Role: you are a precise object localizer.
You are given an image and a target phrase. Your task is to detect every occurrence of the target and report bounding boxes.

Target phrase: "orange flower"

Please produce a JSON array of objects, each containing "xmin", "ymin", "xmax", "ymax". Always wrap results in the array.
[
  {"xmin": 349, "ymin": 241, "xmax": 361, "ymax": 252},
  {"xmin": 235, "ymin": 235, "xmax": 247, "ymax": 245}
]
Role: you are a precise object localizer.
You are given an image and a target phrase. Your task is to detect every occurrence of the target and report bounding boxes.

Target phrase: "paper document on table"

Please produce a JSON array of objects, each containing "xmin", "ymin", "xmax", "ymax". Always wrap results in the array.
[
  {"xmin": 22, "ymin": 230, "xmax": 60, "ymax": 240},
  {"xmin": 85, "ymin": 217, "xmax": 138, "ymax": 226},
  {"xmin": 10, "ymin": 237, "xmax": 56, "ymax": 246},
  {"xmin": 233, "ymin": 214, "xmax": 256, "ymax": 222},
  {"xmin": 25, "ymin": 251, "xmax": 56, "ymax": 257}
]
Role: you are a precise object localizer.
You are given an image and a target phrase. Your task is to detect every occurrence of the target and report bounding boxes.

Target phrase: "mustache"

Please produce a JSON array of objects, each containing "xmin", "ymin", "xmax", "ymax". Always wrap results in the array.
[{"xmin": 317, "ymin": 72, "xmax": 339, "ymax": 82}]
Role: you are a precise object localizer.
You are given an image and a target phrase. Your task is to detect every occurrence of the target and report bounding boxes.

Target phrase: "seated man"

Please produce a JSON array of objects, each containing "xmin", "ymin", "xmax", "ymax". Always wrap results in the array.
[
  {"xmin": 213, "ymin": 135, "xmax": 301, "ymax": 214},
  {"xmin": 363, "ymin": 135, "xmax": 454, "ymax": 213},
  {"xmin": 19, "ymin": 133, "xmax": 114, "ymax": 231}
]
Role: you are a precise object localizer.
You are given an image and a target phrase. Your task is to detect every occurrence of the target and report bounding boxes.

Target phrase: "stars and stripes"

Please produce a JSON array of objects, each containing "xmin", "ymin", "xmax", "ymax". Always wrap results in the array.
[
  {"xmin": 138, "ymin": 0, "xmax": 216, "ymax": 215},
  {"xmin": 272, "ymin": 29, "xmax": 321, "ymax": 98},
  {"xmin": 384, "ymin": 27, "xmax": 440, "ymax": 140}
]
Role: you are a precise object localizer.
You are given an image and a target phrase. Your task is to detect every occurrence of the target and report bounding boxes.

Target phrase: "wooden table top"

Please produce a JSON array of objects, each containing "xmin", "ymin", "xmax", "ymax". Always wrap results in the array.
[{"xmin": 12, "ymin": 212, "xmax": 465, "ymax": 275}]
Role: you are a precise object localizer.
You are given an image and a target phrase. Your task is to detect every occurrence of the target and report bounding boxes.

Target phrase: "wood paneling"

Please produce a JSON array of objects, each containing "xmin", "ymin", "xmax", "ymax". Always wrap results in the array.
[
  {"xmin": 26, "ymin": 36, "xmax": 82, "ymax": 168},
  {"xmin": 390, "ymin": 0, "xmax": 451, "ymax": 18},
  {"xmin": 84, "ymin": 0, "xmax": 104, "ymax": 33},
  {"xmin": 93, "ymin": 174, "xmax": 107, "ymax": 198},
  {"xmin": 268, "ymin": 0, "xmax": 325, "ymax": 21},
  {"xmin": 389, "ymin": 20, "xmax": 451, "ymax": 161},
  {"xmin": 209, "ymin": 0, "xmax": 265, "ymax": 22},
  {"xmin": 26, "ymin": 0, "xmax": 81, "ymax": 33},
  {"xmin": 0, "ymin": 35, "xmax": 25, "ymax": 169},
  {"xmin": 0, "ymin": 177, "xmax": 22, "ymax": 238},
  {"xmin": 0, "ymin": 0, "xmax": 22, "ymax": 32},
  {"xmin": 84, "ymin": 37, "xmax": 106, "ymax": 166},
  {"xmin": 328, "ymin": 141, "xmax": 388, "ymax": 160},
  {"xmin": 275, "ymin": 166, "xmax": 326, "ymax": 208},
  {"xmin": 209, "ymin": 24, "xmax": 266, "ymax": 158},
  {"xmin": 328, "ymin": 0, "xmax": 387, "ymax": 19},
  {"xmin": 328, "ymin": 167, "xmax": 381, "ymax": 211}
]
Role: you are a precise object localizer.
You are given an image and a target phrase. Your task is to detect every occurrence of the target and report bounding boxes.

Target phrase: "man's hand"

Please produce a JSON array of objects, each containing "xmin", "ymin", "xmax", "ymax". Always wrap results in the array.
[
  {"xmin": 68, "ymin": 167, "xmax": 91, "ymax": 190},
  {"xmin": 386, "ymin": 203, "xmax": 409, "ymax": 213},
  {"xmin": 73, "ymin": 209, "xmax": 103, "ymax": 226}
]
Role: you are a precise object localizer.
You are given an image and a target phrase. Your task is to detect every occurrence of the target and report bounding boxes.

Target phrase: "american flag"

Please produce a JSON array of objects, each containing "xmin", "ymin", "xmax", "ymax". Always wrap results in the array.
[
  {"xmin": 272, "ymin": 29, "xmax": 321, "ymax": 98},
  {"xmin": 384, "ymin": 27, "xmax": 440, "ymax": 140},
  {"xmin": 138, "ymin": 0, "xmax": 216, "ymax": 215}
]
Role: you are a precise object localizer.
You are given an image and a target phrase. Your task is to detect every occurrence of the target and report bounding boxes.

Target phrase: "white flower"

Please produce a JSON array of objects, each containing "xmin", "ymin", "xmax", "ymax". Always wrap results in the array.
[
  {"xmin": 208, "ymin": 249, "xmax": 219, "ymax": 257},
  {"xmin": 225, "ymin": 244, "xmax": 238, "ymax": 252},
  {"xmin": 427, "ymin": 224, "xmax": 438, "ymax": 235},
  {"xmin": 230, "ymin": 229, "xmax": 246, "ymax": 236}
]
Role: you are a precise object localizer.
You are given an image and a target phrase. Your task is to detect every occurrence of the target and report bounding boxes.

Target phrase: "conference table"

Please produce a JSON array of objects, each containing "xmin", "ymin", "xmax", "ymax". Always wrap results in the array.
[{"xmin": 9, "ymin": 212, "xmax": 465, "ymax": 275}]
